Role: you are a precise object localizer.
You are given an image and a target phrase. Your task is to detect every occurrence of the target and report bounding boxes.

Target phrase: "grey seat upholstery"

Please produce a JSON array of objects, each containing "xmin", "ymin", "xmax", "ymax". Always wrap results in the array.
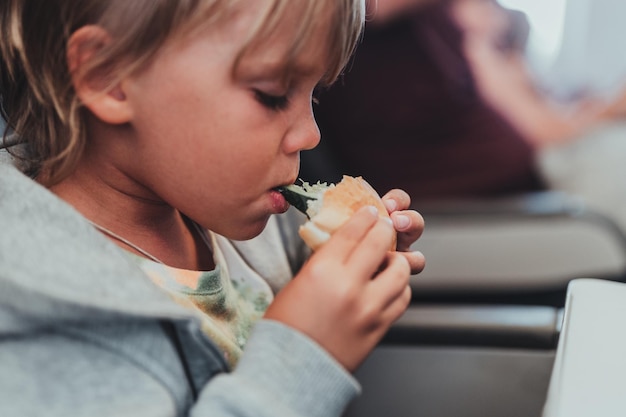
[
  {"xmin": 342, "ymin": 194, "xmax": 626, "ymax": 417},
  {"xmin": 412, "ymin": 192, "xmax": 626, "ymax": 301},
  {"xmin": 300, "ymin": 148, "xmax": 626, "ymax": 417},
  {"xmin": 301, "ymin": 146, "xmax": 626, "ymax": 304}
]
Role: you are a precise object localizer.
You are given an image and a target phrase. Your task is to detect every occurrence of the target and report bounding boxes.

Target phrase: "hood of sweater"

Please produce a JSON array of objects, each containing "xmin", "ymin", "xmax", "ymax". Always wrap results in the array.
[{"xmin": 0, "ymin": 163, "xmax": 197, "ymax": 335}]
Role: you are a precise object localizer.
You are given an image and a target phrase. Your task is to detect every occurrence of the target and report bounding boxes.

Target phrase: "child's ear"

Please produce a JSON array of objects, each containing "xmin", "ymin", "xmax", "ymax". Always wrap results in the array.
[{"xmin": 67, "ymin": 25, "xmax": 132, "ymax": 124}]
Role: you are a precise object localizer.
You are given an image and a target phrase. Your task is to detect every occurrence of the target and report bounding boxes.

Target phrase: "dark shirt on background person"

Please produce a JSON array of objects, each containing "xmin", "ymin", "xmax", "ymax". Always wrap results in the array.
[{"xmin": 307, "ymin": 0, "xmax": 546, "ymax": 201}]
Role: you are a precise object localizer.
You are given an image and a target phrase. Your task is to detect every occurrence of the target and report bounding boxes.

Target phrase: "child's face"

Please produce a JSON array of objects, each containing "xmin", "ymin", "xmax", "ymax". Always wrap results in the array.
[{"xmin": 119, "ymin": 3, "xmax": 331, "ymax": 239}]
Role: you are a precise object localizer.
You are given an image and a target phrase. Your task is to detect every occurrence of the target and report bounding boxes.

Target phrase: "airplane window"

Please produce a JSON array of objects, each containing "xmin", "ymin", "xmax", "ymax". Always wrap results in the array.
[
  {"xmin": 501, "ymin": 0, "xmax": 626, "ymax": 100},
  {"xmin": 499, "ymin": 0, "xmax": 568, "ymax": 76}
]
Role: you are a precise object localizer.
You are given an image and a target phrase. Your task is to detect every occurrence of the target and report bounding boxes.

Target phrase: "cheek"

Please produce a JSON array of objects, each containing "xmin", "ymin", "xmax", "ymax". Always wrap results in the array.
[
  {"xmin": 174, "ymin": 174, "xmax": 271, "ymax": 241},
  {"xmin": 172, "ymin": 138, "xmax": 264, "ymax": 197}
]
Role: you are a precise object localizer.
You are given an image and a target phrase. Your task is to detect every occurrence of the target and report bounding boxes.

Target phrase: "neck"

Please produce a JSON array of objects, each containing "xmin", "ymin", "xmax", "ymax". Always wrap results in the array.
[{"xmin": 50, "ymin": 162, "xmax": 215, "ymax": 271}]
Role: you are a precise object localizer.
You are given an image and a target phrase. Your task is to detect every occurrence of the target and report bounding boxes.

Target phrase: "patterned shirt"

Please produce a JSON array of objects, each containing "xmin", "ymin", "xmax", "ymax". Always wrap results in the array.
[{"xmin": 131, "ymin": 229, "xmax": 274, "ymax": 369}]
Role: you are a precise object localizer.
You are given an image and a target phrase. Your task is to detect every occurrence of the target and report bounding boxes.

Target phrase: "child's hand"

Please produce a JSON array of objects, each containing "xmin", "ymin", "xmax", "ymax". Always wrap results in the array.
[
  {"xmin": 382, "ymin": 189, "xmax": 426, "ymax": 275},
  {"xmin": 264, "ymin": 206, "xmax": 412, "ymax": 371}
]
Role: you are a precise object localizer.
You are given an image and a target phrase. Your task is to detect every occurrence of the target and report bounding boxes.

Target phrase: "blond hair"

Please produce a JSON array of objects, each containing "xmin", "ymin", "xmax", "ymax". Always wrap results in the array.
[{"xmin": 0, "ymin": 0, "xmax": 364, "ymax": 185}]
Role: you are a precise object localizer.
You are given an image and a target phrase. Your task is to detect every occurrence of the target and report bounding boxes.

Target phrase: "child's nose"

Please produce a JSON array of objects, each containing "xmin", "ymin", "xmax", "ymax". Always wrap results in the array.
[{"xmin": 284, "ymin": 109, "xmax": 321, "ymax": 153}]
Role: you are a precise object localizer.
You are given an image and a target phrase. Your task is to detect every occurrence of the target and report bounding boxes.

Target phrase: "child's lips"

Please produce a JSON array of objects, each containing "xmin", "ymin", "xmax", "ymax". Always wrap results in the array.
[{"xmin": 269, "ymin": 189, "xmax": 290, "ymax": 213}]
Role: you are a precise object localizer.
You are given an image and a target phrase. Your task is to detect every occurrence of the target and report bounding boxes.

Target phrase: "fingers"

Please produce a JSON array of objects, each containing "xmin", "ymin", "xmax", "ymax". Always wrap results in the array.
[
  {"xmin": 369, "ymin": 252, "xmax": 411, "ymax": 307},
  {"xmin": 382, "ymin": 189, "xmax": 425, "ymax": 254},
  {"xmin": 382, "ymin": 189, "xmax": 411, "ymax": 213},
  {"xmin": 346, "ymin": 214, "xmax": 396, "ymax": 280},
  {"xmin": 316, "ymin": 205, "xmax": 384, "ymax": 264},
  {"xmin": 366, "ymin": 253, "xmax": 412, "ymax": 325},
  {"xmin": 391, "ymin": 210, "xmax": 424, "ymax": 250},
  {"xmin": 397, "ymin": 249, "xmax": 426, "ymax": 275},
  {"xmin": 271, "ymin": 228, "xmax": 412, "ymax": 372},
  {"xmin": 378, "ymin": 283, "xmax": 412, "ymax": 328}
]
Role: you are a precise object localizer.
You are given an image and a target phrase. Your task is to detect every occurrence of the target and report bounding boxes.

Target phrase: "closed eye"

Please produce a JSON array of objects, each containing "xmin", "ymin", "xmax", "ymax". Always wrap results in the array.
[{"xmin": 254, "ymin": 90, "xmax": 289, "ymax": 111}]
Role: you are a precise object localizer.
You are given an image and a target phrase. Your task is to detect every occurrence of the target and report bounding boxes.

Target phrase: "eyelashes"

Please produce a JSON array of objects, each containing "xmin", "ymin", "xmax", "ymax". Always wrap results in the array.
[
  {"xmin": 254, "ymin": 90, "xmax": 289, "ymax": 111},
  {"xmin": 253, "ymin": 89, "xmax": 321, "ymax": 111}
]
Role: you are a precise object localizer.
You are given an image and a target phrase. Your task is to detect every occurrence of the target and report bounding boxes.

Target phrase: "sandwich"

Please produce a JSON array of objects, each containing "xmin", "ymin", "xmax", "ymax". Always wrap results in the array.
[{"xmin": 278, "ymin": 175, "xmax": 396, "ymax": 251}]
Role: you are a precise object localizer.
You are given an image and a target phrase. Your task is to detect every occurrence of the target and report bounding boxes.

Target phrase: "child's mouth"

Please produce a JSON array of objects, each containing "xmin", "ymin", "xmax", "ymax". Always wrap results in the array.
[{"xmin": 269, "ymin": 188, "xmax": 290, "ymax": 213}]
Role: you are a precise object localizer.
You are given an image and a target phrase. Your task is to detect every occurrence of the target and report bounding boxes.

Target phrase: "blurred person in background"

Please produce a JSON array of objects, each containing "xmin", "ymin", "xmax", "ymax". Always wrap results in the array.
[{"xmin": 309, "ymin": 0, "xmax": 626, "ymax": 230}]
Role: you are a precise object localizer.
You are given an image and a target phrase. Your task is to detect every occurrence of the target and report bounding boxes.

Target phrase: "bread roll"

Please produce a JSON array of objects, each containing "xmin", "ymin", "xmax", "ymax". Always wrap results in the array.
[{"xmin": 298, "ymin": 176, "xmax": 396, "ymax": 251}]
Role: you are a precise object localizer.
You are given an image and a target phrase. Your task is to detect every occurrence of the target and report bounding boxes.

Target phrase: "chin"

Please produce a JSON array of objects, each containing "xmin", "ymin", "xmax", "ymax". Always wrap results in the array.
[{"xmin": 223, "ymin": 217, "xmax": 271, "ymax": 242}]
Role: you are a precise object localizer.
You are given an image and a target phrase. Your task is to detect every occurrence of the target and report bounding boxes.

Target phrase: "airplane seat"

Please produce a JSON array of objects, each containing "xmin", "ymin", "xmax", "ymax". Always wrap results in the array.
[
  {"xmin": 301, "ymin": 142, "xmax": 626, "ymax": 305},
  {"xmin": 342, "ymin": 198, "xmax": 626, "ymax": 416},
  {"xmin": 299, "ymin": 144, "xmax": 626, "ymax": 417}
]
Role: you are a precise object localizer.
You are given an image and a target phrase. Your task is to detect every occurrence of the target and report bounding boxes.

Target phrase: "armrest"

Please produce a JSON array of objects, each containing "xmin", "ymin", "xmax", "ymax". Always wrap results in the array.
[
  {"xmin": 410, "ymin": 192, "xmax": 626, "ymax": 304},
  {"xmin": 385, "ymin": 304, "xmax": 562, "ymax": 349}
]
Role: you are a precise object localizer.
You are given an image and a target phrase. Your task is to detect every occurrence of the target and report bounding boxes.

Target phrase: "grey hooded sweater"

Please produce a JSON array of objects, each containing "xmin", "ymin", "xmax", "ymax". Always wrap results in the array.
[{"xmin": 0, "ymin": 162, "xmax": 359, "ymax": 417}]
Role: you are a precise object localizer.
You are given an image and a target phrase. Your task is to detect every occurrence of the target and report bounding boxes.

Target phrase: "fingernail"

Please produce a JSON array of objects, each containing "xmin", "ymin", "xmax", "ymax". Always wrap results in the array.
[
  {"xmin": 367, "ymin": 205, "xmax": 379, "ymax": 216},
  {"xmin": 384, "ymin": 199, "xmax": 397, "ymax": 212},
  {"xmin": 393, "ymin": 214, "xmax": 410, "ymax": 230}
]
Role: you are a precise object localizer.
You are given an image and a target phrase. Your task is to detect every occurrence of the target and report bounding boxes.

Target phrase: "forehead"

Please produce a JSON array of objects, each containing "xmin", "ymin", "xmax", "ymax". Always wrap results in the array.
[
  {"xmin": 228, "ymin": 0, "xmax": 338, "ymax": 81},
  {"xmin": 167, "ymin": 0, "xmax": 361, "ymax": 84},
  {"xmin": 248, "ymin": 31, "xmax": 331, "ymax": 74}
]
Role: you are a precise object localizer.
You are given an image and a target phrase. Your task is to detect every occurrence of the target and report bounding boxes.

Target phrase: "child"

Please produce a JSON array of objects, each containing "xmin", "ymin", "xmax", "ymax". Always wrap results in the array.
[{"xmin": 0, "ymin": 0, "xmax": 425, "ymax": 416}]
